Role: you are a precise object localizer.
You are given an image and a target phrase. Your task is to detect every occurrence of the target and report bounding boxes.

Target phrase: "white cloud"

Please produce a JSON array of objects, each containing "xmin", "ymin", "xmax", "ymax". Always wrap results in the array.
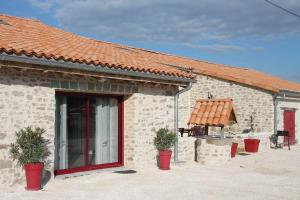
[
  {"xmin": 182, "ymin": 43, "xmax": 245, "ymax": 53},
  {"xmin": 29, "ymin": 0, "xmax": 300, "ymax": 45},
  {"xmin": 29, "ymin": 0, "xmax": 58, "ymax": 11}
]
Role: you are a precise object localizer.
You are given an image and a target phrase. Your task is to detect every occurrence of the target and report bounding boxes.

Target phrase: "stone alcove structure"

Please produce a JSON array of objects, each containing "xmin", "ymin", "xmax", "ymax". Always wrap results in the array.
[{"xmin": 181, "ymin": 98, "xmax": 238, "ymax": 165}]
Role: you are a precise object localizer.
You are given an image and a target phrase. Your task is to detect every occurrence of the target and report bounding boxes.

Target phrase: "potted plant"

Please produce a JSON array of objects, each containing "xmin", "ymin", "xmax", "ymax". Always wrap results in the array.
[
  {"xmin": 244, "ymin": 138, "xmax": 260, "ymax": 153},
  {"xmin": 244, "ymin": 115, "xmax": 260, "ymax": 153},
  {"xmin": 154, "ymin": 128, "xmax": 176, "ymax": 170},
  {"xmin": 10, "ymin": 127, "xmax": 49, "ymax": 190}
]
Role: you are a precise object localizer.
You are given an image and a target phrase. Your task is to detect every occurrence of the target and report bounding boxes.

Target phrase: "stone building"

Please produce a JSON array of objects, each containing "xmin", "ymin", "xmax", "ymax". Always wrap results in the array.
[
  {"xmin": 178, "ymin": 64, "xmax": 300, "ymax": 148},
  {"xmin": 0, "ymin": 14, "xmax": 300, "ymax": 186}
]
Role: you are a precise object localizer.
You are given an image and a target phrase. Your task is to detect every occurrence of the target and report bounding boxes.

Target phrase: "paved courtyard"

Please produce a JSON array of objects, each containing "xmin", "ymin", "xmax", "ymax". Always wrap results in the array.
[{"xmin": 1, "ymin": 146, "xmax": 300, "ymax": 200}]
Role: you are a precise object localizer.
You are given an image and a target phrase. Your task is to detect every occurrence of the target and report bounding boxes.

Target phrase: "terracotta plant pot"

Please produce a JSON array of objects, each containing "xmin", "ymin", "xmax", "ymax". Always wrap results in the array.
[
  {"xmin": 159, "ymin": 150, "xmax": 172, "ymax": 170},
  {"xmin": 244, "ymin": 139, "xmax": 260, "ymax": 153},
  {"xmin": 231, "ymin": 142, "xmax": 238, "ymax": 158},
  {"xmin": 24, "ymin": 162, "xmax": 44, "ymax": 191}
]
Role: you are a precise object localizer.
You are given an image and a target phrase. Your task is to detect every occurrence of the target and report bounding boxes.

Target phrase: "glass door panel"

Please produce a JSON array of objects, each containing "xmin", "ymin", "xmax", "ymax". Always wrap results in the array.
[
  {"xmin": 90, "ymin": 97, "xmax": 119, "ymax": 165},
  {"xmin": 55, "ymin": 96, "xmax": 86, "ymax": 170},
  {"xmin": 55, "ymin": 94, "xmax": 121, "ymax": 173},
  {"xmin": 67, "ymin": 97, "xmax": 85, "ymax": 168}
]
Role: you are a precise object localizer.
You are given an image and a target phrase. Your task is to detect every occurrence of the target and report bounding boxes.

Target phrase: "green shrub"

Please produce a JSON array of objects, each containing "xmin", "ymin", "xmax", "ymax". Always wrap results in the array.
[
  {"xmin": 10, "ymin": 127, "xmax": 49, "ymax": 166},
  {"xmin": 154, "ymin": 128, "xmax": 176, "ymax": 151}
]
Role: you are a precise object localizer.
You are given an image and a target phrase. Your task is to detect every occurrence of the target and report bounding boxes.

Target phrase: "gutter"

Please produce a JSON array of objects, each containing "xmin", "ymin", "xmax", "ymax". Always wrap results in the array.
[
  {"xmin": 278, "ymin": 90, "xmax": 300, "ymax": 99},
  {"xmin": 174, "ymin": 81, "xmax": 192, "ymax": 162},
  {"xmin": 0, "ymin": 53, "xmax": 194, "ymax": 84}
]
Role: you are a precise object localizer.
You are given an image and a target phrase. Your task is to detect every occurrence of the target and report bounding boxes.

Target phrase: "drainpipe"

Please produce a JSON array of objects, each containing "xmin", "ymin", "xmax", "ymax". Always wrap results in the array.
[
  {"xmin": 273, "ymin": 94, "xmax": 279, "ymax": 135},
  {"xmin": 174, "ymin": 81, "xmax": 192, "ymax": 162}
]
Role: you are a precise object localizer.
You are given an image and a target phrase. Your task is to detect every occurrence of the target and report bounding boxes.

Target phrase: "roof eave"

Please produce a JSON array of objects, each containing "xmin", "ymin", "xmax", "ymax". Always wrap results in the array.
[
  {"xmin": 0, "ymin": 53, "xmax": 194, "ymax": 84},
  {"xmin": 278, "ymin": 89, "xmax": 300, "ymax": 99}
]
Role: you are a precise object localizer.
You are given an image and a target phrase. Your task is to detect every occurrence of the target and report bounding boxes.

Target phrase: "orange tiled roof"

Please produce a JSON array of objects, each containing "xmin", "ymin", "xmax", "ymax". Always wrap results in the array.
[
  {"xmin": 0, "ymin": 13, "xmax": 300, "ymax": 92},
  {"xmin": 0, "ymin": 14, "xmax": 192, "ymax": 79},
  {"xmin": 139, "ymin": 52, "xmax": 300, "ymax": 92},
  {"xmin": 188, "ymin": 99, "xmax": 237, "ymax": 127}
]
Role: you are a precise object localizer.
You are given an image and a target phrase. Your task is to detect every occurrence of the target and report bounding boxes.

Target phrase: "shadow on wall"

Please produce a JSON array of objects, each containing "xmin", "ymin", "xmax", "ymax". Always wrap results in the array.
[
  {"xmin": 0, "ymin": 67, "xmax": 178, "ymax": 97},
  {"xmin": 269, "ymin": 134, "xmax": 277, "ymax": 147},
  {"xmin": 42, "ymin": 170, "xmax": 51, "ymax": 188},
  {"xmin": 0, "ymin": 67, "xmax": 51, "ymax": 87},
  {"xmin": 42, "ymin": 138, "xmax": 52, "ymax": 188},
  {"xmin": 156, "ymin": 154, "xmax": 160, "ymax": 168},
  {"xmin": 133, "ymin": 84, "xmax": 177, "ymax": 96}
]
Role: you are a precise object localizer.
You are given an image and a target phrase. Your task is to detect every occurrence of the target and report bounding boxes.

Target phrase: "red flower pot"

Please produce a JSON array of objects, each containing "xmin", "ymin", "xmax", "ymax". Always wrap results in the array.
[
  {"xmin": 159, "ymin": 150, "xmax": 172, "ymax": 170},
  {"xmin": 231, "ymin": 143, "xmax": 238, "ymax": 158},
  {"xmin": 24, "ymin": 163, "xmax": 44, "ymax": 191},
  {"xmin": 244, "ymin": 139, "xmax": 260, "ymax": 153}
]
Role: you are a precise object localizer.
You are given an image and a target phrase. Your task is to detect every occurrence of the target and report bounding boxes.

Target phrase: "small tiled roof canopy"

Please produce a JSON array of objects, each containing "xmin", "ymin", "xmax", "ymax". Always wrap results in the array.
[{"xmin": 188, "ymin": 98, "xmax": 237, "ymax": 127}]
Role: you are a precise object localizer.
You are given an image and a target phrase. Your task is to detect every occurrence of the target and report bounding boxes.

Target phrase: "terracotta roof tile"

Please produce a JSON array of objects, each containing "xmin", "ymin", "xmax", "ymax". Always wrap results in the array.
[
  {"xmin": 0, "ymin": 14, "xmax": 300, "ymax": 92},
  {"xmin": 0, "ymin": 14, "xmax": 193, "ymax": 79},
  {"xmin": 188, "ymin": 99, "xmax": 237, "ymax": 127}
]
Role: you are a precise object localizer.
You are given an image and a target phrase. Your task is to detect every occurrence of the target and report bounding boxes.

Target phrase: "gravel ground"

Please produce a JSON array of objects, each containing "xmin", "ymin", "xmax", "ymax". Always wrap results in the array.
[{"xmin": 1, "ymin": 145, "xmax": 300, "ymax": 200}]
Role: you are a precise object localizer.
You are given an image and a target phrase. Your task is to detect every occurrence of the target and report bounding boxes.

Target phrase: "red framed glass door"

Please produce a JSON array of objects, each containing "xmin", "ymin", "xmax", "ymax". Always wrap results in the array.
[{"xmin": 54, "ymin": 92, "xmax": 124, "ymax": 175}]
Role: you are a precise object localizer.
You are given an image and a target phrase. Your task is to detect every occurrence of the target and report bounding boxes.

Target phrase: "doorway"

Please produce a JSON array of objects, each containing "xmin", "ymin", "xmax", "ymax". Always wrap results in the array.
[
  {"xmin": 54, "ymin": 92, "xmax": 123, "ymax": 175},
  {"xmin": 284, "ymin": 110, "xmax": 295, "ymax": 145}
]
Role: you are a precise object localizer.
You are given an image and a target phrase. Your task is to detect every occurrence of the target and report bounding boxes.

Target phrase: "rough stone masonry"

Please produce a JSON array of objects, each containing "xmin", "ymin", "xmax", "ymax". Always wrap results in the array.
[{"xmin": 0, "ymin": 62, "xmax": 180, "ymax": 186}]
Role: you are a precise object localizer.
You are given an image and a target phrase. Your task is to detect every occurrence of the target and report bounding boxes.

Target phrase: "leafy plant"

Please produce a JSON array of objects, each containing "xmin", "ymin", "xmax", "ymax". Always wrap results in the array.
[
  {"xmin": 154, "ymin": 128, "xmax": 176, "ymax": 151},
  {"xmin": 10, "ymin": 127, "xmax": 49, "ymax": 166}
]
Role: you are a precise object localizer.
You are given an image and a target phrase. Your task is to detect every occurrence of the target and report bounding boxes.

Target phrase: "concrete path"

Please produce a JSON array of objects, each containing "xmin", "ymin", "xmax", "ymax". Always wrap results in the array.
[{"xmin": 1, "ymin": 146, "xmax": 300, "ymax": 200}]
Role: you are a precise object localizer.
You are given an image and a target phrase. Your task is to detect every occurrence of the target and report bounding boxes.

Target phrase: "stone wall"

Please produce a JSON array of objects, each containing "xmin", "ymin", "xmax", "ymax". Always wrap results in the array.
[
  {"xmin": 178, "ymin": 86, "xmax": 191, "ymax": 128},
  {"xmin": 178, "ymin": 137, "xmax": 197, "ymax": 162},
  {"xmin": 0, "ymin": 68, "xmax": 55, "ymax": 186},
  {"xmin": 130, "ymin": 85, "xmax": 177, "ymax": 167},
  {"xmin": 123, "ymin": 95, "xmax": 135, "ymax": 167},
  {"xmin": 277, "ymin": 100, "xmax": 300, "ymax": 144},
  {"xmin": 179, "ymin": 74, "xmax": 275, "ymax": 136},
  {"xmin": 196, "ymin": 138, "xmax": 231, "ymax": 165},
  {"xmin": 0, "ymin": 63, "xmax": 179, "ymax": 186}
]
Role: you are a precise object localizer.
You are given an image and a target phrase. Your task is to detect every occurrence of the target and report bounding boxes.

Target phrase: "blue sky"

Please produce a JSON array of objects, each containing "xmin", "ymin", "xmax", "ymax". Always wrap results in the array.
[{"xmin": 1, "ymin": 0, "xmax": 300, "ymax": 82}]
